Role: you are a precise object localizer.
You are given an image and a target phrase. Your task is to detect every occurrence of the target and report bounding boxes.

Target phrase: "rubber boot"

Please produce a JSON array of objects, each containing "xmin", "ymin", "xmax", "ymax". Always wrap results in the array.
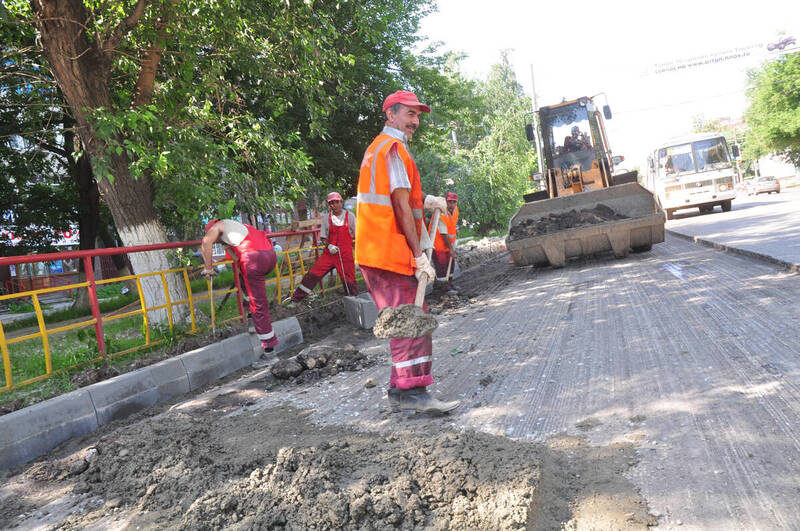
[{"xmin": 387, "ymin": 387, "xmax": 459, "ymax": 414}]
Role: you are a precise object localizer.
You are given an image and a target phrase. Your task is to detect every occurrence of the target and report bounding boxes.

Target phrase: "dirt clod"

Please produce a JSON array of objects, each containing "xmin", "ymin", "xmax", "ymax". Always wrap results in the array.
[
  {"xmin": 508, "ymin": 204, "xmax": 628, "ymax": 241},
  {"xmin": 271, "ymin": 358, "xmax": 305, "ymax": 379},
  {"xmin": 373, "ymin": 304, "xmax": 438, "ymax": 338}
]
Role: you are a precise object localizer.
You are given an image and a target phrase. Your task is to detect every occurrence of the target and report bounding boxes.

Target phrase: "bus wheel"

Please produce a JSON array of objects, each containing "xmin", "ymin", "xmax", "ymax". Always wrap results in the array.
[{"xmin": 721, "ymin": 200, "xmax": 732, "ymax": 212}]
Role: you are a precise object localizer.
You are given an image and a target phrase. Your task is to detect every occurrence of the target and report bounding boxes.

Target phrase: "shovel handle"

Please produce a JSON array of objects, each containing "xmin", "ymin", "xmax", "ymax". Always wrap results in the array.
[
  {"xmin": 426, "ymin": 209, "xmax": 440, "ymax": 261},
  {"xmin": 414, "ymin": 272, "xmax": 429, "ymax": 307}
]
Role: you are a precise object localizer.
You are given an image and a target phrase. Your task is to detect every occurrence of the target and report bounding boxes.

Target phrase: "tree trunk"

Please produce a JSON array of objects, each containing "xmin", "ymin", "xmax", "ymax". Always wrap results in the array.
[{"xmin": 31, "ymin": 0, "xmax": 188, "ymax": 324}]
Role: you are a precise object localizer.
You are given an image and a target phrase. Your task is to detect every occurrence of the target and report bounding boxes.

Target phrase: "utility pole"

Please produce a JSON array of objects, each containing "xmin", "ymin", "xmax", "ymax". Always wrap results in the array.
[{"xmin": 529, "ymin": 65, "xmax": 544, "ymax": 179}]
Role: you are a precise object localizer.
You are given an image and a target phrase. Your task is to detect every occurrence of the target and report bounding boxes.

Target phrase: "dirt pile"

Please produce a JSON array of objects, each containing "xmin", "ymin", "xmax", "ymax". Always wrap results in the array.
[
  {"xmin": 271, "ymin": 340, "xmax": 377, "ymax": 384},
  {"xmin": 507, "ymin": 204, "xmax": 627, "ymax": 242},
  {"xmin": 180, "ymin": 430, "xmax": 540, "ymax": 530},
  {"xmin": 28, "ymin": 406, "xmax": 543, "ymax": 530},
  {"xmin": 373, "ymin": 304, "xmax": 438, "ymax": 339},
  {"xmin": 454, "ymin": 236, "xmax": 507, "ymax": 271}
]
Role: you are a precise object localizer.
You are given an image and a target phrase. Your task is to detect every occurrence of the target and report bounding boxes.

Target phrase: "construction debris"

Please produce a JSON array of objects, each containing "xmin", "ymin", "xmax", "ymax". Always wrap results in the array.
[{"xmin": 508, "ymin": 204, "xmax": 627, "ymax": 242}]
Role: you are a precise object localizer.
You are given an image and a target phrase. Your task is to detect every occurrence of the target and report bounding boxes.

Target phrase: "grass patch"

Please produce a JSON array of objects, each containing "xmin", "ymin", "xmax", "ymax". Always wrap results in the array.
[{"xmin": 1, "ymin": 295, "xmax": 243, "ymax": 411}]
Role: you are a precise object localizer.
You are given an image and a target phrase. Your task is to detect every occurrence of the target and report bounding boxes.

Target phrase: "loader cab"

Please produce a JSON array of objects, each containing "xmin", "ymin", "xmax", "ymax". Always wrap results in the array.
[{"xmin": 537, "ymin": 97, "xmax": 613, "ymax": 197}]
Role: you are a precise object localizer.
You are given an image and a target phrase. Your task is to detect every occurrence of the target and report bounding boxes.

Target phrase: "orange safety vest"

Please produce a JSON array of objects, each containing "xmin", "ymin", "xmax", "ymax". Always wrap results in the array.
[
  {"xmin": 431, "ymin": 206, "xmax": 458, "ymax": 252},
  {"xmin": 355, "ymin": 133, "xmax": 424, "ymax": 276}
]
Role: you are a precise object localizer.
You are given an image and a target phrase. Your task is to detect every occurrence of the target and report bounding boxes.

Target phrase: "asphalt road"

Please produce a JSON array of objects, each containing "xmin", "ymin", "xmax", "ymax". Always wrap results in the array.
[
  {"xmin": 254, "ymin": 234, "xmax": 800, "ymax": 529},
  {"xmin": 667, "ymin": 186, "xmax": 800, "ymax": 269}
]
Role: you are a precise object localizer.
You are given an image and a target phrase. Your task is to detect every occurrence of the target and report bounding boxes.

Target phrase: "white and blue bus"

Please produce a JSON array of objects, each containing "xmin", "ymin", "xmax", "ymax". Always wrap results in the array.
[{"xmin": 645, "ymin": 133, "xmax": 737, "ymax": 220}]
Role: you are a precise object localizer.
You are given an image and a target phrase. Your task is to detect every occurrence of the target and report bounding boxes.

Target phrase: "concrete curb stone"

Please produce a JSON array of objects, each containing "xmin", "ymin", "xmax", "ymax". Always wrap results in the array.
[
  {"xmin": 343, "ymin": 294, "xmax": 378, "ymax": 329},
  {"xmin": 0, "ymin": 389, "xmax": 98, "ymax": 470},
  {"xmin": 666, "ymin": 229, "xmax": 800, "ymax": 274},
  {"xmin": 147, "ymin": 357, "xmax": 191, "ymax": 400},
  {"xmin": 87, "ymin": 370, "xmax": 160, "ymax": 426},
  {"xmin": 0, "ymin": 316, "xmax": 303, "ymax": 471}
]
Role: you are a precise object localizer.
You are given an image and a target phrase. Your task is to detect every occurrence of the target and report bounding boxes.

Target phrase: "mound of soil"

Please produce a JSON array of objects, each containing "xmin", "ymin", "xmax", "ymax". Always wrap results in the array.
[
  {"xmin": 46, "ymin": 406, "xmax": 541, "ymax": 530},
  {"xmin": 507, "ymin": 204, "xmax": 627, "ymax": 241},
  {"xmin": 454, "ymin": 236, "xmax": 507, "ymax": 271}
]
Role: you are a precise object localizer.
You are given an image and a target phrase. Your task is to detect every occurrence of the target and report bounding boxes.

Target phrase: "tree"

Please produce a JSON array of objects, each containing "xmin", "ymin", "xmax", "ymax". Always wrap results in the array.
[
  {"xmin": 416, "ymin": 53, "xmax": 537, "ymax": 234},
  {"xmin": 4, "ymin": 0, "xmax": 354, "ymax": 321},
  {"xmin": 1, "ymin": 19, "xmax": 133, "ymax": 307},
  {"xmin": 744, "ymin": 52, "xmax": 800, "ymax": 166}
]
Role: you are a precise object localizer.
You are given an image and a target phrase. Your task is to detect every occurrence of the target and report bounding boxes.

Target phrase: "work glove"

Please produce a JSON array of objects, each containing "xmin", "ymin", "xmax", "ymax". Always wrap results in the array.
[
  {"xmin": 201, "ymin": 267, "xmax": 217, "ymax": 279},
  {"xmin": 423, "ymin": 194, "xmax": 447, "ymax": 213},
  {"xmin": 414, "ymin": 253, "xmax": 435, "ymax": 283},
  {"xmin": 327, "ymin": 244, "xmax": 339, "ymax": 254},
  {"xmin": 418, "ymin": 228, "xmax": 433, "ymax": 252}
]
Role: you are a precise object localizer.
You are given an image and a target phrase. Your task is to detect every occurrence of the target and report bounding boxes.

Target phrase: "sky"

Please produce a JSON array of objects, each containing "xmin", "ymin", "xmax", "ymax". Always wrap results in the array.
[{"xmin": 419, "ymin": 0, "xmax": 800, "ymax": 171}]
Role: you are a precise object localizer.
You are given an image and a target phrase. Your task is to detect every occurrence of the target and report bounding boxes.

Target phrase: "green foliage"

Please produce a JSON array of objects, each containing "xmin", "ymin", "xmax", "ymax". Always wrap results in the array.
[
  {"xmin": 416, "ymin": 53, "xmax": 537, "ymax": 234},
  {"xmin": 744, "ymin": 52, "xmax": 800, "ymax": 166}
]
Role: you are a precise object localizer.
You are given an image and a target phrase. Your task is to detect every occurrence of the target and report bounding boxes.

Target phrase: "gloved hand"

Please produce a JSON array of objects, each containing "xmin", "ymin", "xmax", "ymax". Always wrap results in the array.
[
  {"xmin": 418, "ymin": 228, "xmax": 433, "ymax": 251},
  {"xmin": 423, "ymin": 194, "xmax": 447, "ymax": 213},
  {"xmin": 414, "ymin": 253, "xmax": 435, "ymax": 283},
  {"xmin": 201, "ymin": 267, "xmax": 217, "ymax": 279},
  {"xmin": 327, "ymin": 243, "xmax": 339, "ymax": 254}
]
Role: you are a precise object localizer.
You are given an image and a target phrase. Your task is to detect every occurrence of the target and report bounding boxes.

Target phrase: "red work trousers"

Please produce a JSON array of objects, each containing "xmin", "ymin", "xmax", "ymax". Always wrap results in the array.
[
  {"xmin": 292, "ymin": 249, "xmax": 358, "ymax": 301},
  {"xmin": 360, "ymin": 265, "xmax": 433, "ymax": 390},
  {"xmin": 240, "ymin": 250, "xmax": 279, "ymax": 349}
]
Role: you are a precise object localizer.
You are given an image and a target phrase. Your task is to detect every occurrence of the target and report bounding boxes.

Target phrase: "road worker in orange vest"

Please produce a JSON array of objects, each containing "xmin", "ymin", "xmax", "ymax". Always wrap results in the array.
[
  {"xmin": 356, "ymin": 90, "xmax": 459, "ymax": 415},
  {"xmin": 429, "ymin": 191, "xmax": 459, "ymax": 293}
]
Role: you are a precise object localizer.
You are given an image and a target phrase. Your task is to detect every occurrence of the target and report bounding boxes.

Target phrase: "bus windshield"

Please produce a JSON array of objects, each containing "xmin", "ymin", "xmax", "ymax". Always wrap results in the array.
[
  {"xmin": 658, "ymin": 137, "xmax": 730, "ymax": 177},
  {"xmin": 693, "ymin": 137, "xmax": 730, "ymax": 171}
]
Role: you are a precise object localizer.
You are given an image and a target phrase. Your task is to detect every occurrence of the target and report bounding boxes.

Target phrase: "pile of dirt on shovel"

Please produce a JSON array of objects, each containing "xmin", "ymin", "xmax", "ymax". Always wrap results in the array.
[
  {"xmin": 33, "ymin": 406, "xmax": 543, "ymax": 530},
  {"xmin": 507, "ymin": 204, "xmax": 628, "ymax": 242}
]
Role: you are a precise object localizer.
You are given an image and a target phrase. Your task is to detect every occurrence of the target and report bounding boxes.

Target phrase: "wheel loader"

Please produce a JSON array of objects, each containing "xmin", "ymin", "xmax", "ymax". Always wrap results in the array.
[{"xmin": 507, "ymin": 95, "xmax": 665, "ymax": 267}]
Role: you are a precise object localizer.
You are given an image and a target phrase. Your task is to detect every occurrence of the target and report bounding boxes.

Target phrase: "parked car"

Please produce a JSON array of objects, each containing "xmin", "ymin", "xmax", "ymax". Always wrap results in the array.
[{"xmin": 747, "ymin": 176, "xmax": 781, "ymax": 195}]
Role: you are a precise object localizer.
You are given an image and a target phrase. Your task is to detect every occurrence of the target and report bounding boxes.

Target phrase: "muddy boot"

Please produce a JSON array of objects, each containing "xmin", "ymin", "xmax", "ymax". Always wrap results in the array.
[
  {"xmin": 251, "ymin": 348, "xmax": 275, "ymax": 369},
  {"xmin": 388, "ymin": 387, "xmax": 459, "ymax": 414}
]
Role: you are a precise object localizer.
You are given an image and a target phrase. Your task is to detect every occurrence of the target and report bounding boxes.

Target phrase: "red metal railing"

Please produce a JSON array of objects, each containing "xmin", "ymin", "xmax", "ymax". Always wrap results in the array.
[{"xmin": 0, "ymin": 229, "xmax": 320, "ymax": 358}]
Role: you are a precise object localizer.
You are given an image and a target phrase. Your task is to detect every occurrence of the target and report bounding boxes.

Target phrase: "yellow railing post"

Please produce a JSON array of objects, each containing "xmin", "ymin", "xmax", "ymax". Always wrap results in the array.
[
  {"xmin": 0, "ymin": 321, "xmax": 12, "ymax": 391},
  {"xmin": 159, "ymin": 273, "xmax": 174, "ymax": 333},
  {"xmin": 182, "ymin": 269, "xmax": 197, "ymax": 332},
  {"xmin": 135, "ymin": 277, "xmax": 151, "ymax": 345},
  {"xmin": 31, "ymin": 293, "xmax": 52, "ymax": 375}
]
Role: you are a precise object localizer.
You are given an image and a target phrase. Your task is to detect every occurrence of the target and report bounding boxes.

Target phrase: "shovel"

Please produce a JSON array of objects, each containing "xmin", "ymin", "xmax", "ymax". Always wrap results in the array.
[
  {"xmin": 374, "ymin": 210, "xmax": 440, "ymax": 339},
  {"xmin": 337, "ymin": 250, "xmax": 351, "ymax": 296}
]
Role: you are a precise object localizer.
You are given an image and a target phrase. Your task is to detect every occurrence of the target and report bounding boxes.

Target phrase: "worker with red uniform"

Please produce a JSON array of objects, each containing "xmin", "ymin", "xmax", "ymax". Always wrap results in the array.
[
  {"xmin": 429, "ymin": 192, "xmax": 459, "ymax": 292},
  {"xmin": 201, "ymin": 219, "xmax": 278, "ymax": 360},
  {"xmin": 356, "ymin": 90, "xmax": 460, "ymax": 415},
  {"xmin": 286, "ymin": 192, "xmax": 358, "ymax": 305}
]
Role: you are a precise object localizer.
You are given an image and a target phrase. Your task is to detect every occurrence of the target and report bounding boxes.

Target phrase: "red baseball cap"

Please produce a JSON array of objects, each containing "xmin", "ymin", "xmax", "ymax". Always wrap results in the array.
[
  {"xmin": 446, "ymin": 192, "xmax": 458, "ymax": 201},
  {"xmin": 327, "ymin": 192, "xmax": 343, "ymax": 202},
  {"xmin": 382, "ymin": 90, "xmax": 430, "ymax": 113},
  {"xmin": 205, "ymin": 218, "xmax": 220, "ymax": 233}
]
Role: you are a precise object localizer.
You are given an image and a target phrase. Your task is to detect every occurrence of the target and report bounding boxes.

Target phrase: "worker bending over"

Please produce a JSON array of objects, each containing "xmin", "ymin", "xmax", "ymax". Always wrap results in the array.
[{"xmin": 201, "ymin": 219, "xmax": 278, "ymax": 360}]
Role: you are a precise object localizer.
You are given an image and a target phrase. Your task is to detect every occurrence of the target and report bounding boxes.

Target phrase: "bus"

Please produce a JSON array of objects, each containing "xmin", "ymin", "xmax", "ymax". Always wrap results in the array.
[{"xmin": 645, "ymin": 133, "xmax": 737, "ymax": 220}]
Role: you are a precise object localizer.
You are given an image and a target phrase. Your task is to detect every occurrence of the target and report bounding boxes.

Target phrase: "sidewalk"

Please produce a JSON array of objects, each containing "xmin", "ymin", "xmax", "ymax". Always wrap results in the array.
[{"xmin": 665, "ymin": 188, "xmax": 800, "ymax": 274}]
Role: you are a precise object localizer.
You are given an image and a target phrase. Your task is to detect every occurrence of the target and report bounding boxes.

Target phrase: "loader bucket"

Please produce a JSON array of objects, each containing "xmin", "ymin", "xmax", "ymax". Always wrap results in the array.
[{"xmin": 506, "ymin": 183, "xmax": 665, "ymax": 267}]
